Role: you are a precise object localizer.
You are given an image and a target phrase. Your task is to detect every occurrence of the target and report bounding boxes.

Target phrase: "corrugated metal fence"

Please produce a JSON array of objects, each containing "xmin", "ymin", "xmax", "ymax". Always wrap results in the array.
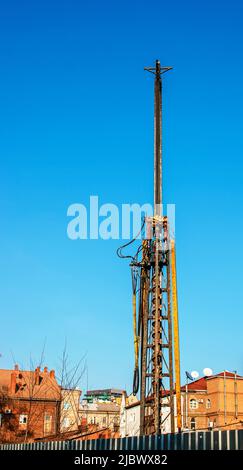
[{"xmin": 1, "ymin": 430, "xmax": 243, "ymax": 450}]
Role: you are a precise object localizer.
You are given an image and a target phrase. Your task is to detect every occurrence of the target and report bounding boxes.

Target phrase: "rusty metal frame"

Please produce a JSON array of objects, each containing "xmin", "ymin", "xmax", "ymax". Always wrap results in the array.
[
  {"xmin": 126, "ymin": 61, "xmax": 180, "ymax": 436},
  {"xmin": 139, "ymin": 61, "xmax": 175, "ymax": 435}
]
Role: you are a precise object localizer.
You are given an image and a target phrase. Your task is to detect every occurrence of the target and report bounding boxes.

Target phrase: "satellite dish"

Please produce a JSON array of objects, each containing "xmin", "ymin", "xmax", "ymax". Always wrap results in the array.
[
  {"xmin": 203, "ymin": 367, "xmax": 213, "ymax": 377},
  {"xmin": 191, "ymin": 371, "xmax": 199, "ymax": 379}
]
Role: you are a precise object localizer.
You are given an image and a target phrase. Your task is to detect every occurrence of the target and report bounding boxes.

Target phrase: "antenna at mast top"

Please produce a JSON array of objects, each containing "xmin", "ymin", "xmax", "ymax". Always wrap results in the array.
[
  {"xmin": 144, "ymin": 60, "xmax": 173, "ymax": 76},
  {"xmin": 145, "ymin": 60, "xmax": 172, "ymax": 216}
]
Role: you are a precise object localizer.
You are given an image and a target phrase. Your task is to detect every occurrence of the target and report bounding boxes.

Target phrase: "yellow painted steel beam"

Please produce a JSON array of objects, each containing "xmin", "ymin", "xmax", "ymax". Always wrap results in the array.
[
  {"xmin": 132, "ymin": 292, "xmax": 139, "ymax": 369},
  {"xmin": 171, "ymin": 238, "xmax": 182, "ymax": 431}
]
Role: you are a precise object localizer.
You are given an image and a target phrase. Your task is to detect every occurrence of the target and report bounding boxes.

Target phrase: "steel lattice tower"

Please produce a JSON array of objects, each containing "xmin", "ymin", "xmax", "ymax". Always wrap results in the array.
[
  {"xmin": 135, "ymin": 60, "xmax": 174, "ymax": 435},
  {"xmin": 118, "ymin": 60, "xmax": 181, "ymax": 435}
]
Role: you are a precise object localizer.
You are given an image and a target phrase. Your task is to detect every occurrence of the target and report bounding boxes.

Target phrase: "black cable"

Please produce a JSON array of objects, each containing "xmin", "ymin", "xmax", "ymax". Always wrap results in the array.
[
  {"xmin": 117, "ymin": 218, "xmax": 146, "ymax": 398},
  {"xmin": 133, "ymin": 367, "xmax": 139, "ymax": 396},
  {"xmin": 116, "ymin": 219, "xmax": 145, "ymax": 260}
]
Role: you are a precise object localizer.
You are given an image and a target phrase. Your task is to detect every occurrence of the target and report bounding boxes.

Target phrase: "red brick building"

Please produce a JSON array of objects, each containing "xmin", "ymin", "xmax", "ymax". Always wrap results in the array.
[{"xmin": 0, "ymin": 365, "xmax": 61, "ymax": 442}]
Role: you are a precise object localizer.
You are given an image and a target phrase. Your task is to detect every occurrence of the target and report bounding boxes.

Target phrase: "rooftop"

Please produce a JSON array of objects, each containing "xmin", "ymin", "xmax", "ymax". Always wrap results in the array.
[
  {"xmin": 85, "ymin": 389, "xmax": 125, "ymax": 396},
  {"xmin": 0, "ymin": 365, "xmax": 60, "ymax": 401},
  {"xmin": 80, "ymin": 402, "xmax": 120, "ymax": 412},
  {"xmin": 125, "ymin": 371, "xmax": 243, "ymax": 408}
]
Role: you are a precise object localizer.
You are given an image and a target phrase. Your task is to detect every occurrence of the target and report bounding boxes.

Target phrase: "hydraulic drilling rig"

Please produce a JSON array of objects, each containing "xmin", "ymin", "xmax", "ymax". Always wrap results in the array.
[{"xmin": 118, "ymin": 60, "xmax": 181, "ymax": 435}]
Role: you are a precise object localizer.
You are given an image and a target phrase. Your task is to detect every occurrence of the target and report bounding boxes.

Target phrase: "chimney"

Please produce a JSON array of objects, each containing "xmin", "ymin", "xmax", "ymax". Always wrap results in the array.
[
  {"xmin": 34, "ymin": 366, "xmax": 41, "ymax": 385},
  {"xmin": 14, "ymin": 364, "xmax": 19, "ymax": 371},
  {"xmin": 10, "ymin": 372, "xmax": 16, "ymax": 395},
  {"xmin": 44, "ymin": 367, "xmax": 48, "ymax": 374},
  {"xmin": 49, "ymin": 370, "xmax": 55, "ymax": 379}
]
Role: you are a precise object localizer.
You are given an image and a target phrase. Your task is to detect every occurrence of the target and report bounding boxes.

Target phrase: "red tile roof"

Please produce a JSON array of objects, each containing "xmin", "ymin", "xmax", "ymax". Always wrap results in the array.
[
  {"xmin": 181, "ymin": 377, "xmax": 207, "ymax": 391},
  {"xmin": 181, "ymin": 371, "xmax": 243, "ymax": 391},
  {"xmin": 0, "ymin": 368, "xmax": 61, "ymax": 401},
  {"xmin": 126, "ymin": 372, "xmax": 243, "ymax": 406}
]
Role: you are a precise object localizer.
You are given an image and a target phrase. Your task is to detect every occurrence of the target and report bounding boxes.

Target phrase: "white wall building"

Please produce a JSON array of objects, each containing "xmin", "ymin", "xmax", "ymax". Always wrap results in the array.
[
  {"xmin": 120, "ymin": 393, "xmax": 140, "ymax": 437},
  {"xmin": 60, "ymin": 388, "xmax": 81, "ymax": 433},
  {"xmin": 120, "ymin": 394, "xmax": 180, "ymax": 437}
]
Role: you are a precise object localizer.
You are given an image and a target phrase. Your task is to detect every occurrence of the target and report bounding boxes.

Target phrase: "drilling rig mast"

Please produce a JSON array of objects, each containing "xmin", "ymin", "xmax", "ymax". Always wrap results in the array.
[{"xmin": 118, "ymin": 60, "xmax": 181, "ymax": 435}]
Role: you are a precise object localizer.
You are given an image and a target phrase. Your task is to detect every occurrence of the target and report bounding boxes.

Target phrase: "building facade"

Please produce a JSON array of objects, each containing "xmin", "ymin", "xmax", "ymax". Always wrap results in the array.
[
  {"xmin": 60, "ymin": 388, "xmax": 81, "ymax": 433},
  {"xmin": 120, "ymin": 372, "xmax": 243, "ymax": 436},
  {"xmin": 0, "ymin": 365, "xmax": 61, "ymax": 442},
  {"xmin": 84, "ymin": 389, "xmax": 124, "ymax": 405},
  {"xmin": 120, "ymin": 393, "xmax": 140, "ymax": 437},
  {"xmin": 182, "ymin": 371, "xmax": 243, "ymax": 431},
  {"xmin": 79, "ymin": 402, "xmax": 120, "ymax": 432}
]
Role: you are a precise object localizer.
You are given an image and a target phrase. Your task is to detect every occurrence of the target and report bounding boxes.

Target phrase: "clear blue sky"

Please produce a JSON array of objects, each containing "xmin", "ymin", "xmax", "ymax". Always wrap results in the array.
[{"xmin": 0, "ymin": 0, "xmax": 243, "ymax": 393}]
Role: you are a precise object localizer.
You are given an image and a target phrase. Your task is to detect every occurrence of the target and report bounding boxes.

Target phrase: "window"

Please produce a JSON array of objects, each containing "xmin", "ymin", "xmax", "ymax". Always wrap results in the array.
[
  {"xmin": 190, "ymin": 399, "xmax": 198, "ymax": 410},
  {"xmin": 206, "ymin": 399, "xmax": 211, "ymax": 409},
  {"xmin": 208, "ymin": 419, "xmax": 213, "ymax": 429},
  {"xmin": 63, "ymin": 417, "xmax": 70, "ymax": 428},
  {"xmin": 19, "ymin": 414, "xmax": 28, "ymax": 424},
  {"xmin": 103, "ymin": 416, "xmax": 107, "ymax": 425},
  {"xmin": 190, "ymin": 417, "xmax": 196, "ymax": 430},
  {"xmin": 63, "ymin": 402, "xmax": 70, "ymax": 410},
  {"xmin": 44, "ymin": 413, "xmax": 52, "ymax": 435}
]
